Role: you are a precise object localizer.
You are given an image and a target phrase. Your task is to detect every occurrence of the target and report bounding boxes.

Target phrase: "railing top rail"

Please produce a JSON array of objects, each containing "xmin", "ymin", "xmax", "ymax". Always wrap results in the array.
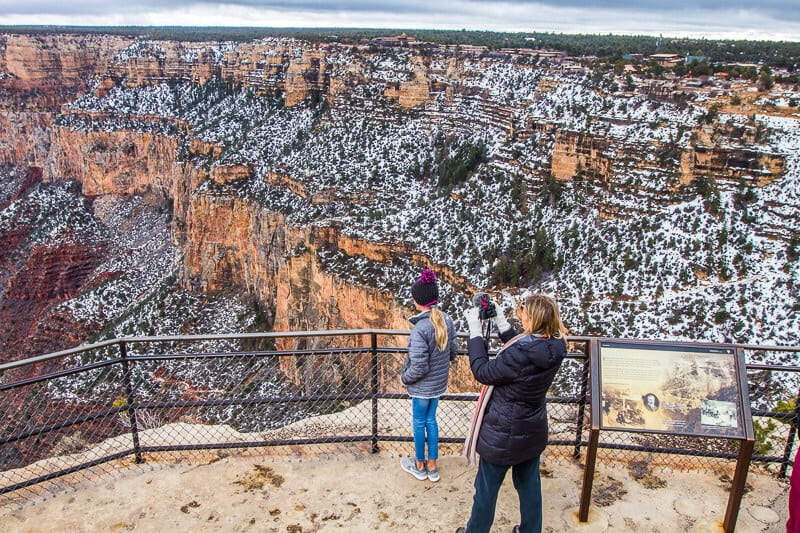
[
  {"xmin": 0, "ymin": 329, "xmax": 407, "ymax": 371},
  {"xmin": 0, "ymin": 338, "xmax": 124, "ymax": 371},
  {"xmin": 747, "ymin": 363, "xmax": 800, "ymax": 372},
  {"xmin": 1, "ymin": 329, "xmax": 797, "ymax": 373},
  {"xmin": 737, "ymin": 343, "xmax": 800, "ymax": 353}
]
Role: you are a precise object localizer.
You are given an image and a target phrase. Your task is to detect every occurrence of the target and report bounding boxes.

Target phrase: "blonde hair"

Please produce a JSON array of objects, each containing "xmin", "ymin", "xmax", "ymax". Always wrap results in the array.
[
  {"xmin": 429, "ymin": 306, "xmax": 448, "ymax": 352},
  {"xmin": 522, "ymin": 294, "xmax": 567, "ymax": 339}
]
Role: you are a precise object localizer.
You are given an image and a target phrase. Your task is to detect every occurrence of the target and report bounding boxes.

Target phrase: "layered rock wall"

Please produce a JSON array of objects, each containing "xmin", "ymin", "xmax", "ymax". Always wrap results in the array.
[
  {"xmin": 44, "ymin": 126, "xmax": 181, "ymax": 197},
  {"xmin": 0, "ymin": 239, "xmax": 106, "ymax": 361},
  {"xmin": 285, "ymin": 51, "xmax": 328, "ymax": 107},
  {"xmin": 0, "ymin": 111, "xmax": 52, "ymax": 165},
  {"xmin": 551, "ymin": 130, "xmax": 612, "ymax": 182},
  {"xmin": 0, "ymin": 33, "xmax": 128, "ymax": 86},
  {"xmin": 681, "ymin": 146, "xmax": 785, "ymax": 186},
  {"xmin": 182, "ymin": 190, "xmax": 411, "ymax": 329},
  {"xmin": 552, "ymin": 128, "xmax": 786, "ymax": 191},
  {"xmin": 383, "ymin": 57, "xmax": 431, "ymax": 108},
  {"xmin": 182, "ymin": 190, "xmax": 413, "ymax": 390}
]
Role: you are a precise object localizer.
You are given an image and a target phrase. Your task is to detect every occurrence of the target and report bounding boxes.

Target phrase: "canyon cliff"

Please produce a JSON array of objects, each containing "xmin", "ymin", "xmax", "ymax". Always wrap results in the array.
[{"xmin": 1, "ymin": 30, "xmax": 798, "ymax": 380}]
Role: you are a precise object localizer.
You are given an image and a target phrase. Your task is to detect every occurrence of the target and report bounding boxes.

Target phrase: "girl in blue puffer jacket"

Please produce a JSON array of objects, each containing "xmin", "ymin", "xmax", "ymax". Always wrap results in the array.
[{"xmin": 400, "ymin": 269, "xmax": 458, "ymax": 483}]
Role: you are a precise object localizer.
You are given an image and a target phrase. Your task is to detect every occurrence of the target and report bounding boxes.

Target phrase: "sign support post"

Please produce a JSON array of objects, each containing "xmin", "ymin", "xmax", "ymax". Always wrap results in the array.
[{"xmin": 578, "ymin": 339, "xmax": 601, "ymax": 522}]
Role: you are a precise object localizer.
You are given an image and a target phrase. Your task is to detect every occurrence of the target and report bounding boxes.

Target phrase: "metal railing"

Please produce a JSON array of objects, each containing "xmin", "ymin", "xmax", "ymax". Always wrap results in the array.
[{"xmin": 1, "ymin": 330, "xmax": 798, "ymax": 507}]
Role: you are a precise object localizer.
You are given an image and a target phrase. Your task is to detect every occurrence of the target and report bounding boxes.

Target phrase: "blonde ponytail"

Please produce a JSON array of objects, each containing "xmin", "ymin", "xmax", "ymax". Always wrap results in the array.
[{"xmin": 429, "ymin": 307, "xmax": 448, "ymax": 352}]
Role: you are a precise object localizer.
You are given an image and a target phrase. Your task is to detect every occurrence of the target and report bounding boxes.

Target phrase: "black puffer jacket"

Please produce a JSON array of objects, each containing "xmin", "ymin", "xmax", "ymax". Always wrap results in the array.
[{"xmin": 468, "ymin": 326, "xmax": 565, "ymax": 465}]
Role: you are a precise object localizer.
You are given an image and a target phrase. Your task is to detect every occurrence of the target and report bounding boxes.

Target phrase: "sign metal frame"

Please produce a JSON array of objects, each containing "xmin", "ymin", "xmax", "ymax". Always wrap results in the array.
[{"xmin": 578, "ymin": 339, "xmax": 754, "ymax": 533}]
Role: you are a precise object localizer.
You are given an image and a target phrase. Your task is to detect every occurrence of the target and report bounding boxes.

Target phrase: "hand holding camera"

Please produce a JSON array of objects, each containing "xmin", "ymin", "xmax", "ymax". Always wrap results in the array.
[
  {"xmin": 465, "ymin": 292, "xmax": 513, "ymax": 341},
  {"xmin": 471, "ymin": 292, "xmax": 496, "ymax": 320},
  {"xmin": 464, "ymin": 307, "xmax": 483, "ymax": 339},
  {"xmin": 491, "ymin": 302, "xmax": 511, "ymax": 333},
  {"xmin": 471, "ymin": 292, "xmax": 511, "ymax": 328}
]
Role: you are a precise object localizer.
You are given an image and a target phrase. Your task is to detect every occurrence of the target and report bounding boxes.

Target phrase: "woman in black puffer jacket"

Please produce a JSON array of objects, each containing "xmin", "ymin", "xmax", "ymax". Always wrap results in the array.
[{"xmin": 457, "ymin": 293, "xmax": 566, "ymax": 533}]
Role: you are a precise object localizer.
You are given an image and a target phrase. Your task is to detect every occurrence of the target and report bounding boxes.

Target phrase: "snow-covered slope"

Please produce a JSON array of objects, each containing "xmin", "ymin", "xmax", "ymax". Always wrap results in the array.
[{"xmin": 8, "ymin": 37, "xmax": 800, "ymax": 357}]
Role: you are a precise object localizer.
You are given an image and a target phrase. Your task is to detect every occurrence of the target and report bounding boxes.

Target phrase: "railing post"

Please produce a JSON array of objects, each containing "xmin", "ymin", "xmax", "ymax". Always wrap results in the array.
[
  {"xmin": 120, "ymin": 341, "xmax": 143, "ymax": 464},
  {"xmin": 371, "ymin": 332, "xmax": 379, "ymax": 453},
  {"xmin": 779, "ymin": 387, "xmax": 800, "ymax": 478},
  {"xmin": 573, "ymin": 345, "xmax": 591, "ymax": 458}
]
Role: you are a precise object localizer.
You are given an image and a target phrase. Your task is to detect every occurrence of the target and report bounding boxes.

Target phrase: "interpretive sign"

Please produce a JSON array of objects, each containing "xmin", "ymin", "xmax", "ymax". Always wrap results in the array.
[
  {"xmin": 581, "ymin": 339, "xmax": 752, "ymax": 531},
  {"xmin": 598, "ymin": 340, "xmax": 744, "ymax": 438}
]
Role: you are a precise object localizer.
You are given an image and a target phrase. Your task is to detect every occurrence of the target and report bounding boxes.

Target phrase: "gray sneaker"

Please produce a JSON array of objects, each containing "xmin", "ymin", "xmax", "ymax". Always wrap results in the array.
[
  {"xmin": 400, "ymin": 457, "xmax": 427, "ymax": 480},
  {"xmin": 427, "ymin": 467, "xmax": 440, "ymax": 482}
]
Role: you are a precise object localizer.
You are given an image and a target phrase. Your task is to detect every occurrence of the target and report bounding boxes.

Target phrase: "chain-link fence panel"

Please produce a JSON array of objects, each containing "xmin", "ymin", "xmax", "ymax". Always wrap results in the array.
[
  {"xmin": 124, "ymin": 336, "xmax": 380, "ymax": 458},
  {"xmin": 0, "ymin": 348, "xmax": 134, "ymax": 505},
  {"xmin": 546, "ymin": 347, "xmax": 591, "ymax": 464},
  {"xmin": 744, "ymin": 353, "xmax": 800, "ymax": 478}
]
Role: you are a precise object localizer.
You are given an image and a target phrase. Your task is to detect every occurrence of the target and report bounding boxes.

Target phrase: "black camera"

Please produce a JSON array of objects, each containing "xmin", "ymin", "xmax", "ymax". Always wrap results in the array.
[{"xmin": 472, "ymin": 292, "xmax": 497, "ymax": 321}]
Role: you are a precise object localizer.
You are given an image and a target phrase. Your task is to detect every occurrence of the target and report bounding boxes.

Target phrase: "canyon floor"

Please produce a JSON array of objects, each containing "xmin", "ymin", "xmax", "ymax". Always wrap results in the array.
[{"xmin": 0, "ymin": 445, "xmax": 791, "ymax": 533}]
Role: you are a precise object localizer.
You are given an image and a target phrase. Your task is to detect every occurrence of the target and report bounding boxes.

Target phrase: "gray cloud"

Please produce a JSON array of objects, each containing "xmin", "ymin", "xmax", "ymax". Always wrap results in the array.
[
  {"xmin": 0, "ymin": 1, "xmax": 798, "ymax": 40},
  {"xmin": 0, "ymin": 1, "xmax": 436, "ymax": 16},
  {"xmin": 128, "ymin": 0, "xmax": 800, "ymax": 19}
]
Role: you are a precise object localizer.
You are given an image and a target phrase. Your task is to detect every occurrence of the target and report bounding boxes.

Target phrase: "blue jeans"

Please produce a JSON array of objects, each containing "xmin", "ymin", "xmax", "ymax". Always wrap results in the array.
[
  {"xmin": 465, "ymin": 455, "xmax": 542, "ymax": 533},
  {"xmin": 411, "ymin": 396, "xmax": 439, "ymax": 463}
]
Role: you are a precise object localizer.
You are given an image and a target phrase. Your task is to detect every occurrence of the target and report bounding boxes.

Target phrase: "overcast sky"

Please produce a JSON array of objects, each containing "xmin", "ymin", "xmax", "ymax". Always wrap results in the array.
[{"xmin": 1, "ymin": 1, "xmax": 799, "ymax": 41}]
